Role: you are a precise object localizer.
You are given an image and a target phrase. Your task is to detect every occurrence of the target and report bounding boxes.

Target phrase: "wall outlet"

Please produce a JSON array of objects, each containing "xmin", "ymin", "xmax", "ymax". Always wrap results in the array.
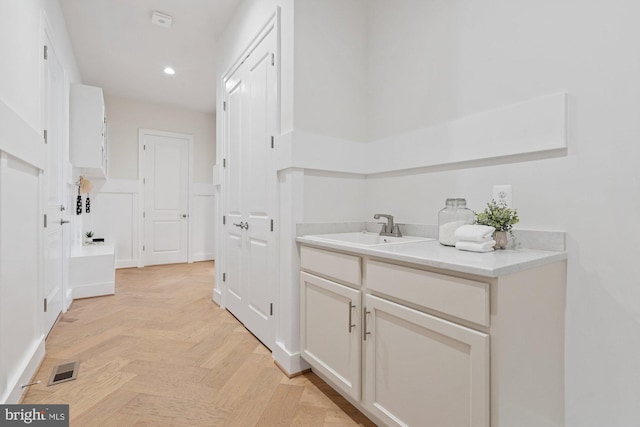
[{"xmin": 493, "ymin": 185, "xmax": 512, "ymax": 207}]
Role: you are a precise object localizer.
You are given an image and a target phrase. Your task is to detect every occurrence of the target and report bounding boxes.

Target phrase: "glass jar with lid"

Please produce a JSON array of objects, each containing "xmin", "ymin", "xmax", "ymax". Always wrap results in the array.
[{"xmin": 438, "ymin": 198, "xmax": 474, "ymax": 246}]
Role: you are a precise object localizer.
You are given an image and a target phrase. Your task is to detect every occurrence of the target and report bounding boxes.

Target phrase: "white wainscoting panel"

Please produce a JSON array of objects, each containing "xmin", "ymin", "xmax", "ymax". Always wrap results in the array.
[
  {"xmin": 91, "ymin": 179, "xmax": 138, "ymax": 269},
  {"xmin": 0, "ymin": 151, "xmax": 44, "ymax": 404},
  {"xmin": 192, "ymin": 183, "xmax": 216, "ymax": 262}
]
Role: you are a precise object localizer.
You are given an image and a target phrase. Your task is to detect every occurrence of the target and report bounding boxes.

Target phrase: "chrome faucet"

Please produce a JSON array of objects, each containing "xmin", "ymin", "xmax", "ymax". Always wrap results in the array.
[{"xmin": 373, "ymin": 214, "xmax": 402, "ymax": 237}]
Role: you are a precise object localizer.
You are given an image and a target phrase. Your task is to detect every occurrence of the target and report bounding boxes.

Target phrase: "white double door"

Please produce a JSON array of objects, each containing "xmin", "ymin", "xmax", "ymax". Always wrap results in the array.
[
  {"xmin": 142, "ymin": 131, "xmax": 191, "ymax": 266},
  {"xmin": 223, "ymin": 26, "xmax": 277, "ymax": 349}
]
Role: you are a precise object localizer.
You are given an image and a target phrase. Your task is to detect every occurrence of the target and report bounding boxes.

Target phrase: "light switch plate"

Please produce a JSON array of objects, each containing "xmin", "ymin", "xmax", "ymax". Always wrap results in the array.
[{"xmin": 493, "ymin": 185, "xmax": 512, "ymax": 207}]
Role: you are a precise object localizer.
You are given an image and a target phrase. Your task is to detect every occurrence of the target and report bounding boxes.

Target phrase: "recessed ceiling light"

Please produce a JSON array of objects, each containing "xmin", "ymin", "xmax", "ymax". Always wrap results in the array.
[{"xmin": 164, "ymin": 67, "xmax": 175, "ymax": 75}]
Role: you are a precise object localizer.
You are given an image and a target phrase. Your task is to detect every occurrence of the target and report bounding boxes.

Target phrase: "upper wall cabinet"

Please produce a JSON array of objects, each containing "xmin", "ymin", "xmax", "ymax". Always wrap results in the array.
[{"xmin": 70, "ymin": 84, "xmax": 107, "ymax": 178}]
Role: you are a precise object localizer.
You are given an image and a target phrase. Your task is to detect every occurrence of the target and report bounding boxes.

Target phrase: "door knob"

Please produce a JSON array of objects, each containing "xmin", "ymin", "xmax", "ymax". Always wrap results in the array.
[
  {"xmin": 59, "ymin": 205, "xmax": 66, "ymax": 212},
  {"xmin": 243, "ymin": 222, "xmax": 249, "ymax": 230},
  {"xmin": 182, "ymin": 214, "xmax": 189, "ymax": 218},
  {"xmin": 60, "ymin": 219, "xmax": 70, "ymax": 225},
  {"xmin": 233, "ymin": 222, "xmax": 243, "ymax": 228}
]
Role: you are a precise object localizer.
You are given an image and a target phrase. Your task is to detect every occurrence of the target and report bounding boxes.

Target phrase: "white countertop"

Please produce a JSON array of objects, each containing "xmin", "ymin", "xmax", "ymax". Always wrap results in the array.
[{"xmin": 296, "ymin": 235, "xmax": 566, "ymax": 278}]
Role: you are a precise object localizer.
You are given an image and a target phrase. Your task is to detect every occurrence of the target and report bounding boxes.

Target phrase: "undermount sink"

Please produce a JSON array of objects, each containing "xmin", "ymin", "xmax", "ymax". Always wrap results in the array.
[{"xmin": 305, "ymin": 232, "xmax": 433, "ymax": 247}]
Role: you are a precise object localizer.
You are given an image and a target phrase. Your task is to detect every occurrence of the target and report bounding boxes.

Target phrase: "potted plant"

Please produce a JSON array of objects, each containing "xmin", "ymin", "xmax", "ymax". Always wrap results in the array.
[
  {"xmin": 84, "ymin": 231, "xmax": 94, "ymax": 245},
  {"xmin": 474, "ymin": 200, "xmax": 519, "ymax": 249}
]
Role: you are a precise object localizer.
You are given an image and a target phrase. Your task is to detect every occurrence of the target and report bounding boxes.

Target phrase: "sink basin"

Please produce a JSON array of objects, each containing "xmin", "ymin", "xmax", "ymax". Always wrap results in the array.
[{"xmin": 306, "ymin": 232, "xmax": 433, "ymax": 247}]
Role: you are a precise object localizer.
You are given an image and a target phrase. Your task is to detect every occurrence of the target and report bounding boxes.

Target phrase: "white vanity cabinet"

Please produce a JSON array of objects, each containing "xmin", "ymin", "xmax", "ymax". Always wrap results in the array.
[
  {"xmin": 364, "ymin": 261, "xmax": 490, "ymax": 427},
  {"xmin": 298, "ymin": 242, "xmax": 566, "ymax": 427},
  {"xmin": 300, "ymin": 246, "xmax": 362, "ymax": 400},
  {"xmin": 70, "ymin": 84, "xmax": 108, "ymax": 178}
]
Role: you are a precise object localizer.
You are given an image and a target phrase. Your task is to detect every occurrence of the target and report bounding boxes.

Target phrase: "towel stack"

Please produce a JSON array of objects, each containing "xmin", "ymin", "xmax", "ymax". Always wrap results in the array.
[{"xmin": 454, "ymin": 225, "xmax": 496, "ymax": 253}]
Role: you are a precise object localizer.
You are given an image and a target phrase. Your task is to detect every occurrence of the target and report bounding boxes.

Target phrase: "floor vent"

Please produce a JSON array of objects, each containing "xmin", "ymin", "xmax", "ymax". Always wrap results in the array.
[{"xmin": 48, "ymin": 361, "xmax": 79, "ymax": 386}]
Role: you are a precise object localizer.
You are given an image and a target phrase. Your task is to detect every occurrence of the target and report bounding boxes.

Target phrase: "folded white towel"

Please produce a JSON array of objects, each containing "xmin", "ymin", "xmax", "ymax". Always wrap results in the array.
[
  {"xmin": 454, "ymin": 224, "xmax": 496, "ymax": 242},
  {"xmin": 455, "ymin": 240, "xmax": 496, "ymax": 253}
]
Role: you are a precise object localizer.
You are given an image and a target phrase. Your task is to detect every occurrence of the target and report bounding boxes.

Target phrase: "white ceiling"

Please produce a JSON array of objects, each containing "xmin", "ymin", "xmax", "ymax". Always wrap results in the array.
[{"xmin": 59, "ymin": 0, "xmax": 243, "ymax": 113}]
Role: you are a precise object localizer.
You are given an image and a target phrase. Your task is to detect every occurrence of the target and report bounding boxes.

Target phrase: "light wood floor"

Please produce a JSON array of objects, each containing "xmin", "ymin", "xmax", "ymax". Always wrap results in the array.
[{"xmin": 23, "ymin": 262, "xmax": 376, "ymax": 427}]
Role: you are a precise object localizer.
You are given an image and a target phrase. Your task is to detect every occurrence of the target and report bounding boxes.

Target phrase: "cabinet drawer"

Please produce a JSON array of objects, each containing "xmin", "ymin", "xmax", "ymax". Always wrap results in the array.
[
  {"xmin": 366, "ymin": 260, "xmax": 489, "ymax": 326},
  {"xmin": 300, "ymin": 246, "xmax": 361, "ymax": 287}
]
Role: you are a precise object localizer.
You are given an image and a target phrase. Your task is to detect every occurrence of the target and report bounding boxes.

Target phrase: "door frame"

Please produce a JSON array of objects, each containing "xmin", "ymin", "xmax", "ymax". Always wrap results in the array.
[
  {"xmin": 137, "ymin": 128, "xmax": 194, "ymax": 267},
  {"xmin": 218, "ymin": 8, "xmax": 281, "ymax": 309}
]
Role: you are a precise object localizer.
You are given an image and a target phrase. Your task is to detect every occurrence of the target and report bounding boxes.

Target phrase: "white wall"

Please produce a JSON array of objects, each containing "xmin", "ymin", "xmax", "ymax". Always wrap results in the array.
[
  {"xmin": 364, "ymin": 1, "xmax": 640, "ymax": 426},
  {"xmin": 293, "ymin": 0, "xmax": 367, "ymax": 143},
  {"xmin": 104, "ymin": 94, "xmax": 216, "ymax": 183},
  {"xmin": 366, "ymin": 0, "xmax": 460, "ymax": 141},
  {"xmin": 303, "ymin": 172, "xmax": 367, "ymax": 222},
  {"xmin": 292, "ymin": 0, "xmax": 370, "ymax": 225},
  {"xmin": 0, "ymin": 0, "xmax": 80, "ymax": 403},
  {"xmin": 0, "ymin": 0, "xmax": 81, "ymax": 129}
]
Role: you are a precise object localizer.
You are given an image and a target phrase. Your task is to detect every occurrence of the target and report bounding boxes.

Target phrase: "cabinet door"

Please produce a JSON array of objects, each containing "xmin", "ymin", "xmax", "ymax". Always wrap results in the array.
[
  {"xmin": 364, "ymin": 294, "xmax": 489, "ymax": 427},
  {"xmin": 300, "ymin": 272, "xmax": 361, "ymax": 400}
]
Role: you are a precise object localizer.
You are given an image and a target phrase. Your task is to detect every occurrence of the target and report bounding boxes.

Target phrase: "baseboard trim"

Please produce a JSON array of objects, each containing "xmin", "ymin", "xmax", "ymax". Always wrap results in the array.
[
  {"xmin": 72, "ymin": 281, "xmax": 115, "ymax": 299},
  {"xmin": 2, "ymin": 336, "xmax": 45, "ymax": 404},
  {"xmin": 274, "ymin": 360, "xmax": 311, "ymax": 379},
  {"xmin": 272, "ymin": 342, "xmax": 310, "ymax": 377},
  {"xmin": 212, "ymin": 288, "xmax": 222, "ymax": 305},
  {"xmin": 115, "ymin": 259, "xmax": 138, "ymax": 269},
  {"xmin": 192, "ymin": 253, "xmax": 214, "ymax": 262}
]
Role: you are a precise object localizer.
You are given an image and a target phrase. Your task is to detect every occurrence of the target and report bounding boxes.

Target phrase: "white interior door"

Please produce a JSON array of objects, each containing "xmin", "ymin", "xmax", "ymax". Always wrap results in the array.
[
  {"xmin": 223, "ymin": 24, "xmax": 278, "ymax": 349},
  {"xmin": 142, "ymin": 131, "xmax": 190, "ymax": 266},
  {"xmin": 43, "ymin": 34, "xmax": 67, "ymax": 334},
  {"xmin": 223, "ymin": 75, "xmax": 245, "ymax": 319}
]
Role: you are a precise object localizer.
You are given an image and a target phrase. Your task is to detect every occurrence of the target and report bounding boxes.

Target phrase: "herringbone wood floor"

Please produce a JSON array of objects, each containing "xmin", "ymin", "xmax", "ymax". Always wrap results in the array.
[{"xmin": 22, "ymin": 262, "xmax": 376, "ymax": 426}]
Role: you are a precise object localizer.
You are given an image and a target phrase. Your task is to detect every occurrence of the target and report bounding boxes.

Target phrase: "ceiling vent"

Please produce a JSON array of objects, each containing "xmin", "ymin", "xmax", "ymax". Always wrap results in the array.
[{"xmin": 151, "ymin": 10, "xmax": 173, "ymax": 29}]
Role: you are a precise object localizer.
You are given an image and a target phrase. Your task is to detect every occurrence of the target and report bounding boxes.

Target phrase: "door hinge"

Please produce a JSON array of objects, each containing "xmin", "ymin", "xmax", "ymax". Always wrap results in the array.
[
  {"xmin": 44, "ymin": 298, "xmax": 48, "ymax": 312},
  {"xmin": 270, "ymin": 136, "xmax": 274, "ymax": 149},
  {"xmin": 271, "ymin": 53, "xmax": 275, "ymax": 66},
  {"xmin": 44, "ymin": 214, "xmax": 47, "ymax": 228},
  {"xmin": 223, "ymin": 101, "xmax": 227, "ymax": 111},
  {"xmin": 143, "ymin": 145, "xmax": 146, "ymax": 151},
  {"xmin": 43, "ymin": 129, "xmax": 48, "ymax": 144},
  {"xmin": 223, "ymin": 158, "xmax": 227, "ymax": 168},
  {"xmin": 223, "ymin": 273, "xmax": 226, "ymax": 282},
  {"xmin": 270, "ymin": 219, "xmax": 274, "ymax": 232},
  {"xmin": 142, "ymin": 245, "xmax": 145, "ymax": 251},
  {"xmin": 143, "ymin": 211, "xmax": 146, "ymax": 218},
  {"xmin": 270, "ymin": 303, "xmax": 273, "ymax": 316},
  {"xmin": 223, "ymin": 215, "xmax": 226, "ymax": 225},
  {"xmin": 143, "ymin": 178, "xmax": 146, "ymax": 184},
  {"xmin": 44, "ymin": 45, "xmax": 48, "ymax": 60}
]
